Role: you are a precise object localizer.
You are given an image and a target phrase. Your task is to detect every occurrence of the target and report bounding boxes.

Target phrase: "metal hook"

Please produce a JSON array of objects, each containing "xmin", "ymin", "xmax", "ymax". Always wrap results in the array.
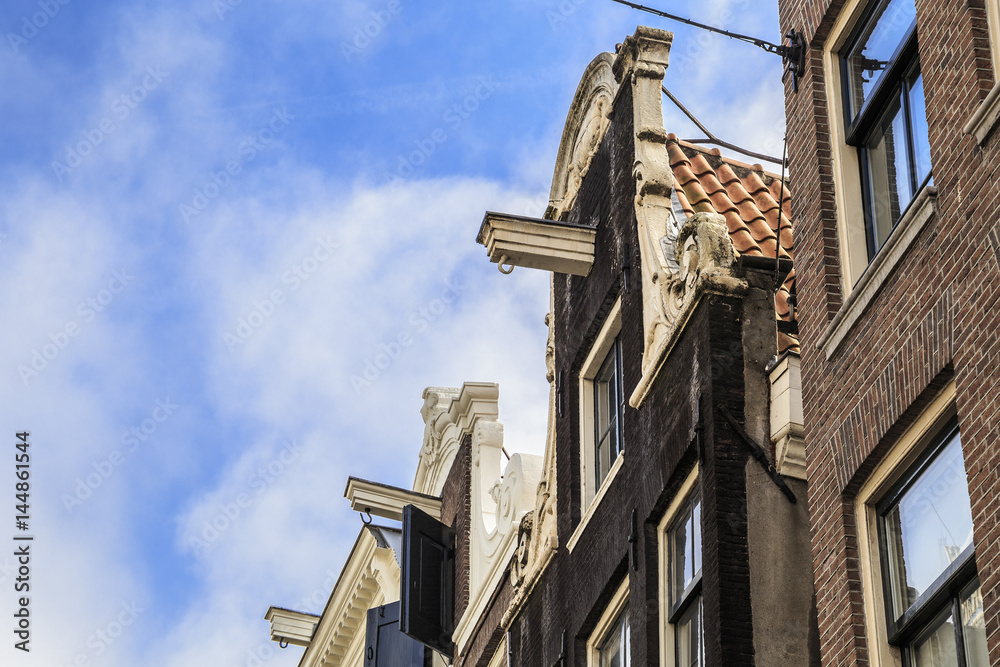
[
  {"xmin": 279, "ymin": 639, "xmax": 289, "ymax": 649},
  {"xmin": 361, "ymin": 509, "xmax": 373, "ymax": 525},
  {"xmin": 498, "ymin": 255, "xmax": 515, "ymax": 274}
]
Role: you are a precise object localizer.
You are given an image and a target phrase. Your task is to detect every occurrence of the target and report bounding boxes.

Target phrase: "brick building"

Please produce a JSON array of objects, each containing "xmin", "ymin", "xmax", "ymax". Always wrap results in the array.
[
  {"xmin": 266, "ymin": 26, "xmax": 825, "ymax": 667},
  {"xmin": 776, "ymin": 0, "xmax": 1000, "ymax": 664}
]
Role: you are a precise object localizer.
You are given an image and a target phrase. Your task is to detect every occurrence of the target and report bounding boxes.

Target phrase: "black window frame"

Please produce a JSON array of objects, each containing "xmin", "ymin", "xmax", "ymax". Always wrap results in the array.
[
  {"xmin": 874, "ymin": 419, "xmax": 980, "ymax": 665},
  {"xmin": 666, "ymin": 489, "xmax": 704, "ymax": 667},
  {"xmin": 593, "ymin": 335, "xmax": 624, "ymax": 490},
  {"xmin": 839, "ymin": 0, "xmax": 932, "ymax": 262}
]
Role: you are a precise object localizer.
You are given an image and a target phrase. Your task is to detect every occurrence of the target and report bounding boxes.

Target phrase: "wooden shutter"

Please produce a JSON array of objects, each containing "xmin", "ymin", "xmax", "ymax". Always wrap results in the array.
[
  {"xmin": 400, "ymin": 504, "xmax": 455, "ymax": 658},
  {"xmin": 364, "ymin": 601, "xmax": 426, "ymax": 667}
]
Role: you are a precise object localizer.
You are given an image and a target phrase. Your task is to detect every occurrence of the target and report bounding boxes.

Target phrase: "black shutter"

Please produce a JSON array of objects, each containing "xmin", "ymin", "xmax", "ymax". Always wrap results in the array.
[
  {"xmin": 364, "ymin": 601, "xmax": 426, "ymax": 667},
  {"xmin": 400, "ymin": 504, "xmax": 455, "ymax": 658}
]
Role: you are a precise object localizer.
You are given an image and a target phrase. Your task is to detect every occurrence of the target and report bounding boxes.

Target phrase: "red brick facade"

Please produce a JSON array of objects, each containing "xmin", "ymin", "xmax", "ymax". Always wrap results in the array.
[{"xmin": 777, "ymin": 0, "xmax": 1000, "ymax": 664}]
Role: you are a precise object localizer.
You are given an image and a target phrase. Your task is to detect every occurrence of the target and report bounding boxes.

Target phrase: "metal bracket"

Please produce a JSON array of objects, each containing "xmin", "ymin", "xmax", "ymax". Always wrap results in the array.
[
  {"xmin": 718, "ymin": 404, "xmax": 797, "ymax": 503},
  {"xmin": 779, "ymin": 29, "xmax": 807, "ymax": 93},
  {"xmin": 627, "ymin": 509, "xmax": 639, "ymax": 570}
]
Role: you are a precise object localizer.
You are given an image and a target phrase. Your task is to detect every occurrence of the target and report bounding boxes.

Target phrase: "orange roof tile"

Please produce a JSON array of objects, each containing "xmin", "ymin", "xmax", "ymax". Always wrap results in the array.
[{"xmin": 665, "ymin": 134, "xmax": 798, "ymax": 354}]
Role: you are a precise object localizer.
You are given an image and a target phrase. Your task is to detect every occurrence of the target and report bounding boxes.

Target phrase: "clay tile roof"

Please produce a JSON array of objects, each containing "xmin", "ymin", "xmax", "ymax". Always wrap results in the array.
[{"xmin": 666, "ymin": 135, "xmax": 798, "ymax": 354}]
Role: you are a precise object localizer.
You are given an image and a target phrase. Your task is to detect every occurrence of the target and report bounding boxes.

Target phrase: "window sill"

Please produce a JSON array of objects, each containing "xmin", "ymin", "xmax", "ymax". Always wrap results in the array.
[
  {"xmin": 963, "ymin": 79, "xmax": 1000, "ymax": 145},
  {"xmin": 817, "ymin": 186, "xmax": 937, "ymax": 360},
  {"xmin": 567, "ymin": 452, "xmax": 625, "ymax": 553}
]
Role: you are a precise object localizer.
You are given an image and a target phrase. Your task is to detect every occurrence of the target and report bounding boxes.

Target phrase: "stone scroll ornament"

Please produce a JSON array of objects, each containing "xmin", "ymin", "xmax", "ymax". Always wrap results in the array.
[{"xmin": 614, "ymin": 27, "xmax": 743, "ymax": 408}]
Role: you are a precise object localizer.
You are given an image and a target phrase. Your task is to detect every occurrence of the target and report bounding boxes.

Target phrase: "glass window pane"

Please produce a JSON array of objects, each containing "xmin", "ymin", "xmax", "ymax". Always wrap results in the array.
[
  {"xmin": 960, "ymin": 582, "xmax": 990, "ymax": 667},
  {"xmin": 844, "ymin": 0, "xmax": 917, "ymax": 120},
  {"xmin": 909, "ymin": 612, "xmax": 958, "ymax": 667},
  {"xmin": 674, "ymin": 596, "xmax": 704, "ymax": 667},
  {"xmin": 864, "ymin": 92, "xmax": 912, "ymax": 253},
  {"xmin": 670, "ymin": 513, "xmax": 689, "ymax": 605},
  {"xmin": 692, "ymin": 499, "xmax": 702, "ymax": 577},
  {"xmin": 599, "ymin": 608, "xmax": 629, "ymax": 667},
  {"xmin": 907, "ymin": 71, "xmax": 932, "ymax": 186},
  {"xmin": 883, "ymin": 433, "xmax": 974, "ymax": 618}
]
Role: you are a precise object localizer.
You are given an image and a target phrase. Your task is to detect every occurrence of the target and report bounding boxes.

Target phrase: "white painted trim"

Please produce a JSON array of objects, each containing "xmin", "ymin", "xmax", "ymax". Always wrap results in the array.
[
  {"xmin": 566, "ymin": 451, "xmax": 625, "ymax": 553},
  {"xmin": 823, "ymin": 0, "xmax": 873, "ymax": 294},
  {"xmin": 989, "ymin": 0, "xmax": 1000, "ymax": 73},
  {"xmin": 656, "ymin": 466, "xmax": 700, "ymax": 667},
  {"xmin": 487, "ymin": 635, "xmax": 508, "ymax": 667},
  {"xmin": 816, "ymin": 186, "xmax": 937, "ymax": 359},
  {"xmin": 854, "ymin": 382, "xmax": 957, "ymax": 667},
  {"xmin": 586, "ymin": 576, "xmax": 630, "ymax": 666},
  {"xmin": 578, "ymin": 298, "xmax": 624, "ymax": 512},
  {"xmin": 344, "ymin": 477, "xmax": 442, "ymax": 521},
  {"xmin": 964, "ymin": 78, "xmax": 1000, "ymax": 145}
]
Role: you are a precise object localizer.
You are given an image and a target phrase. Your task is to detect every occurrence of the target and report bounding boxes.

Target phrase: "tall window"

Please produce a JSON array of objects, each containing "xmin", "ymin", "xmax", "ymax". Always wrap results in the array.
[
  {"xmin": 667, "ymin": 493, "xmax": 703, "ymax": 667},
  {"xmin": 588, "ymin": 579, "xmax": 630, "ymax": 667},
  {"xmin": 875, "ymin": 422, "xmax": 986, "ymax": 665},
  {"xmin": 840, "ymin": 0, "xmax": 932, "ymax": 262},
  {"xmin": 593, "ymin": 336, "xmax": 624, "ymax": 490},
  {"xmin": 597, "ymin": 607, "xmax": 630, "ymax": 667}
]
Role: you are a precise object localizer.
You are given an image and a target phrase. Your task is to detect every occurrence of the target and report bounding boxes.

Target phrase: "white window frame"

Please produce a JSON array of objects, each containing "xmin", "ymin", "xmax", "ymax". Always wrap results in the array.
[
  {"xmin": 568, "ymin": 297, "xmax": 624, "ymax": 552},
  {"xmin": 657, "ymin": 465, "xmax": 701, "ymax": 667},
  {"xmin": 587, "ymin": 576, "xmax": 630, "ymax": 667},
  {"xmin": 988, "ymin": 0, "xmax": 1000, "ymax": 71},
  {"xmin": 855, "ymin": 381, "xmax": 959, "ymax": 667},
  {"xmin": 818, "ymin": 0, "xmax": 938, "ymax": 359}
]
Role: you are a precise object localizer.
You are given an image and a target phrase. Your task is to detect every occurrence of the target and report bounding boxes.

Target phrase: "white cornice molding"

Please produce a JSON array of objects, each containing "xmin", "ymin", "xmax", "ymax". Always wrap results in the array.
[
  {"xmin": 295, "ymin": 527, "xmax": 401, "ymax": 667},
  {"xmin": 344, "ymin": 477, "xmax": 442, "ymax": 522},
  {"xmin": 264, "ymin": 607, "xmax": 320, "ymax": 648}
]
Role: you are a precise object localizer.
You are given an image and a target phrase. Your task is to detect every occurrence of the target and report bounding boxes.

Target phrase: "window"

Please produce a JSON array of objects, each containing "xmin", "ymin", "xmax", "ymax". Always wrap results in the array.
[
  {"xmin": 597, "ymin": 607, "xmax": 630, "ymax": 667},
  {"xmin": 588, "ymin": 578, "xmax": 630, "ymax": 667},
  {"xmin": 593, "ymin": 336, "xmax": 624, "ymax": 490},
  {"xmin": 578, "ymin": 298, "xmax": 624, "ymax": 511},
  {"xmin": 840, "ymin": 0, "xmax": 932, "ymax": 263},
  {"xmin": 658, "ymin": 468, "xmax": 703, "ymax": 667},
  {"xmin": 873, "ymin": 422, "xmax": 986, "ymax": 665}
]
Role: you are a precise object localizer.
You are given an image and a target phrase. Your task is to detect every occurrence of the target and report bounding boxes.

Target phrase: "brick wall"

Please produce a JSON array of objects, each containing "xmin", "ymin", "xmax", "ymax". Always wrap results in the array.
[{"xmin": 776, "ymin": 0, "xmax": 1000, "ymax": 663}]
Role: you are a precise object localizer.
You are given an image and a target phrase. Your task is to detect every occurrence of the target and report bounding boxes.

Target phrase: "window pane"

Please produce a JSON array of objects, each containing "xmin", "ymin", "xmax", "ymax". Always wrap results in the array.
[
  {"xmin": 908, "ymin": 71, "xmax": 932, "ymax": 186},
  {"xmin": 599, "ymin": 608, "xmax": 629, "ymax": 667},
  {"xmin": 883, "ymin": 433, "xmax": 974, "ymax": 618},
  {"xmin": 692, "ymin": 499, "xmax": 702, "ymax": 578},
  {"xmin": 960, "ymin": 582, "xmax": 989, "ymax": 667},
  {"xmin": 670, "ymin": 513, "xmax": 689, "ymax": 605},
  {"xmin": 844, "ymin": 0, "xmax": 917, "ymax": 120},
  {"xmin": 909, "ymin": 612, "xmax": 958, "ymax": 667},
  {"xmin": 864, "ymin": 92, "xmax": 912, "ymax": 253},
  {"xmin": 674, "ymin": 595, "xmax": 704, "ymax": 667}
]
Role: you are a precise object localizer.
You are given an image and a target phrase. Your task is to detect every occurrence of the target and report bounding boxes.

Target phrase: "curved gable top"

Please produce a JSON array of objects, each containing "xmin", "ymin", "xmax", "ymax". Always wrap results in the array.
[{"xmin": 546, "ymin": 52, "xmax": 619, "ymax": 221}]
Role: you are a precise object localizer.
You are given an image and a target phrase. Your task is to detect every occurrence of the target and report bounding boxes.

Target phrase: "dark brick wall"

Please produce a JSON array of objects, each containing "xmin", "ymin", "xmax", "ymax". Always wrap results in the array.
[
  {"xmin": 498, "ymin": 72, "xmax": 776, "ymax": 667},
  {"xmin": 440, "ymin": 436, "xmax": 472, "ymax": 627},
  {"xmin": 777, "ymin": 0, "xmax": 1000, "ymax": 664}
]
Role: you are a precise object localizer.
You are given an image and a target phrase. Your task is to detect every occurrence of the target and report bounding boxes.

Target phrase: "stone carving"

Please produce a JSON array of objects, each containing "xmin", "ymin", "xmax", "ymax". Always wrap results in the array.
[
  {"xmin": 612, "ymin": 27, "xmax": 746, "ymax": 408},
  {"xmin": 546, "ymin": 53, "xmax": 619, "ymax": 221},
  {"xmin": 413, "ymin": 386, "xmax": 461, "ymax": 496}
]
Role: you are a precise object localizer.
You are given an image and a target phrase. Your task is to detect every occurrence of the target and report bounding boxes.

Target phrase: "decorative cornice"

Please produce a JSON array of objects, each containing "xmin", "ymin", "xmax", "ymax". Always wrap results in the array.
[
  {"xmin": 344, "ymin": 476, "xmax": 442, "ymax": 522},
  {"xmin": 295, "ymin": 527, "xmax": 401, "ymax": 667}
]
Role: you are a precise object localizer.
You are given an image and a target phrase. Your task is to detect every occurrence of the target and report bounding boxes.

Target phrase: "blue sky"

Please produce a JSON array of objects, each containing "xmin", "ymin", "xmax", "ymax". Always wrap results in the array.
[{"xmin": 0, "ymin": 1, "xmax": 784, "ymax": 665}]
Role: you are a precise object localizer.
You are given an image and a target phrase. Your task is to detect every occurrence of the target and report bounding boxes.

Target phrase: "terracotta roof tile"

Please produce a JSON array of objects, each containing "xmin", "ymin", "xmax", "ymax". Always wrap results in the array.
[{"xmin": 665, "ymin": 135, "xmax": 798, "ymax": 354}]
